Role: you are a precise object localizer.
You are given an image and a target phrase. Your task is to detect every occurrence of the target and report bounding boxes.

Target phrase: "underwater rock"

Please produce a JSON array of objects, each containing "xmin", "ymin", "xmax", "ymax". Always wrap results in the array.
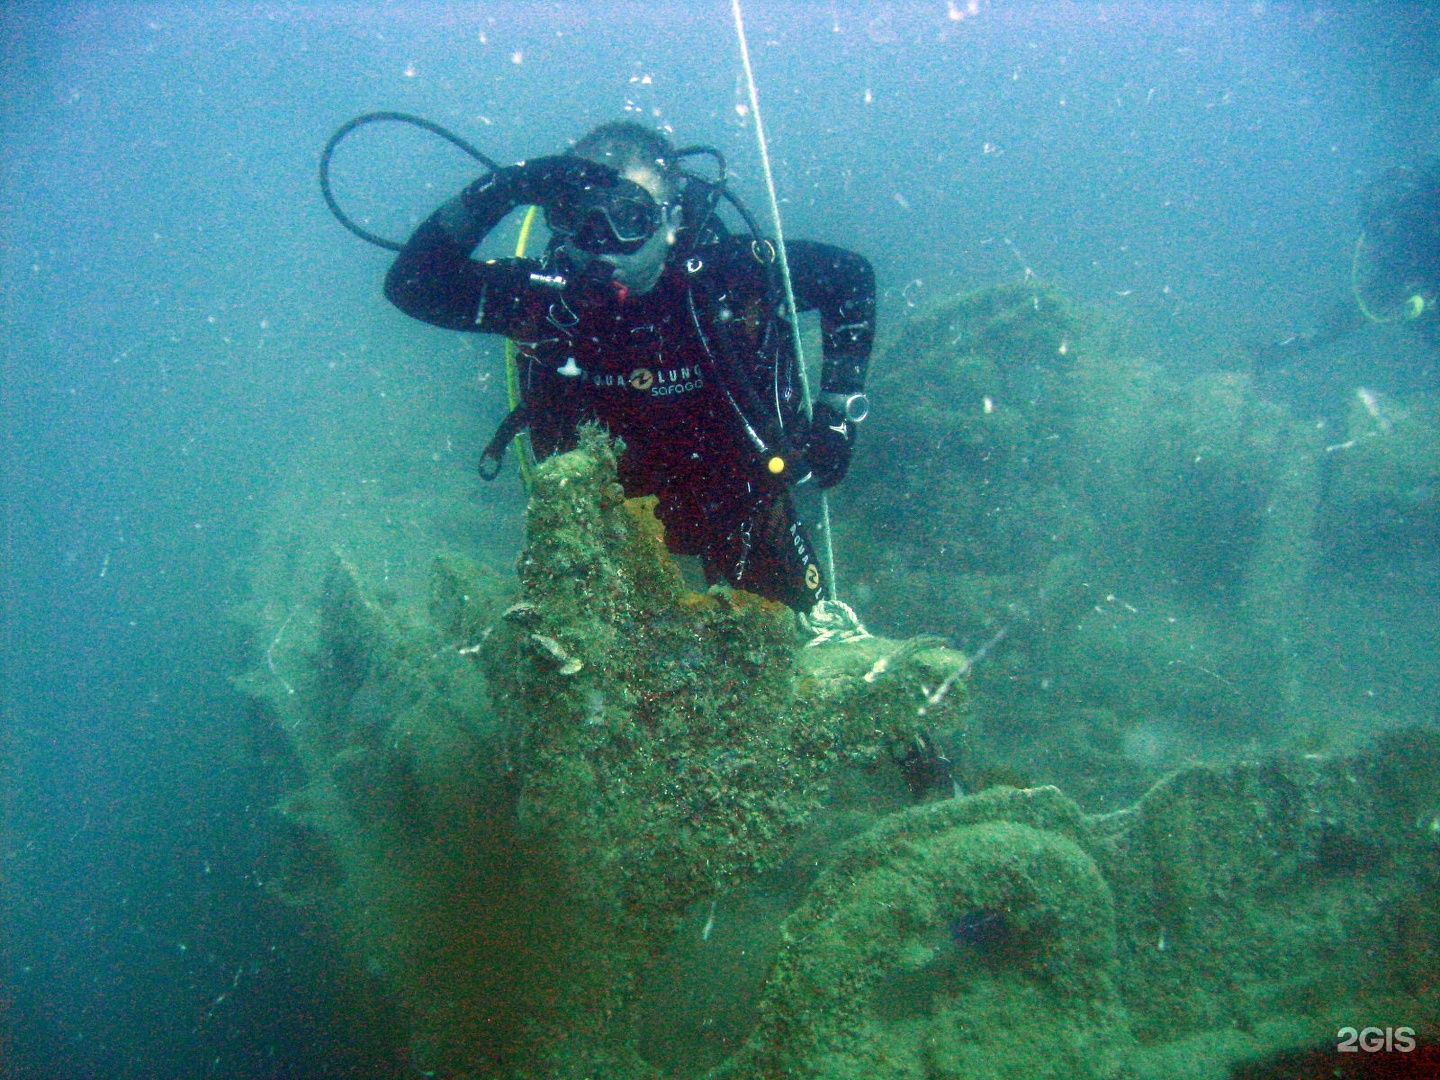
[
  {"xmin": 330, "ymin": 743, "xmax": 432, "ymax": 838},
  {"xmin": 1097, "ymin": 728, "xmax": 1440, "ymax": 1076},
  {"xmin": 1315, "ymin": 392, "xmax": 1440, "ymax": 571},
  {"xmin": 840, "ymin": 282, "xmax": 1087, "ymax": 587},
  {"xmin": 427, "ymin": 549, "xmax": 516, "ymax": 644},
  {"xmin": 949, "ymin": 906, "xmax": 1012, "ymax": 948},
  {"xmin": 484, "ymin": 429, "xmax": 828, "ymax": 918},
  {"xmin": 718, "ymin": 733, "xmax": 1440, "ymax": 1080},
  {"xmin": 264, "ymin": 806, "xmax": 345, "ymax": 908},
  {"xmin": 242, "ymin": 426, "xmax": 976, "ymax": 1079},
  {"xmin": 836, "ymin": 281, "xmax": 1353, "ymax": 786},
  {"xmin": 314, "ymin": 555, "xmax": 384, "ymax": 741},
  {"xmin": 472, "ymin": 426, "xmax": 976, "ymax": 1076},
  {"xmin": 237, "ymin": 548, "xmax": 527, "ymax": 1075},
  {"xmin": 721, "ymin": 784, "xmax": 1131, "ymax": 1080}
]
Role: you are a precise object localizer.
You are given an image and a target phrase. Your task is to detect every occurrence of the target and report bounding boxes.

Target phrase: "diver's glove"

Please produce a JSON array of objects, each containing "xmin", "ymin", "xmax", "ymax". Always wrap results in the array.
[
  {"xmin": 440, "ymin": 157, "xmax": 622, "ymax": 253},
  {"xmin": 466, "ymin": 156, "xmax": 622, "ymax": 214},
  {"xmin": 804, "ymin": 398, "xmax": 857, "ymax": 489}
]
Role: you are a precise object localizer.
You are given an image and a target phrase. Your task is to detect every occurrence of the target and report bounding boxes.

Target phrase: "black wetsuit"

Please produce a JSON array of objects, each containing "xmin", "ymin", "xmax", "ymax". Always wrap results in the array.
[
  {"xmin": 1362, "ymin": 158, "xmax": 1440, "ymax": 349},
  {"xmin": 384, "ymin": 187, "xmax": 874, "ymax": 611}
]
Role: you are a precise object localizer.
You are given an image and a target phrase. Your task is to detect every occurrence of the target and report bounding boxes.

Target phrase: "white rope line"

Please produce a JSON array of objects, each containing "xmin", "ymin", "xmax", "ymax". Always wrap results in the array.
[{"xmin": 731, "ymin": 0, "xmax": 839, "ymax": 601}]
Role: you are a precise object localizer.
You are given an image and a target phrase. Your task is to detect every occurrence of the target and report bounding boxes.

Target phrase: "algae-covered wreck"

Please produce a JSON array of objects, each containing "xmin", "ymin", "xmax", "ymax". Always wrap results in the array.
[{"xmin": 238, "ymin": 291, "xmax": 1440, "ymax": 1079}]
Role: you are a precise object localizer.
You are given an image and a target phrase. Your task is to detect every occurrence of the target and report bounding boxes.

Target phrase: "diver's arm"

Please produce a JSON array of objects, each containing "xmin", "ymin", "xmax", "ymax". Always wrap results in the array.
[
  {"xmin": 785, "ymin": 240, "xmax": 875, "ymax": 394},
  {"xmin": 384, "ymin": 157, "xmax": 621, "ymax": 332},
  {"xmin": 384, "ymin": 228, "xmax": 537, "ymax": 332},
  {"xmin": 384, "ymin": 169, "xmax": 538, "ymax": 331},
  {"xmin": 784, "ymin": 241, "xmax": 875, "ymax": 488}
]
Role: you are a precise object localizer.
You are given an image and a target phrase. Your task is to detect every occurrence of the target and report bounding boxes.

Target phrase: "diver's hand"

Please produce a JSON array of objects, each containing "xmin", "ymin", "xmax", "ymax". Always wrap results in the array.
[
  {"xmin": 461, "ymin": 157, "xmax": 621, "ymax": 216},
  {"xmin": 510, "ymin": 156, "xmax": 622, "ymax": 209},
  {"xmin": 804, "ymin": 400, "xmax": 856, "ymax": 489}
]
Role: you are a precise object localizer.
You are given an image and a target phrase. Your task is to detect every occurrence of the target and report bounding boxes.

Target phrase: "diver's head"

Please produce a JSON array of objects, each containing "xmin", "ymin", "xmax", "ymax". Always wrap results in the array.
[
  {"xmin": 554, "ymin": 121, "xmax": 682, "ymax": 294},
  {"xmin": 573, "ymin": 120, "xmax": 677, "ymax": 197}
]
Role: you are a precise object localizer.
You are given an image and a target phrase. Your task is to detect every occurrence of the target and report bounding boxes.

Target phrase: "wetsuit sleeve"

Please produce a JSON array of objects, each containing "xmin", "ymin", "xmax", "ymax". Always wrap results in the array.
[
  {"xmin": 383, "ymin": 167, "xmax": 540, "ymax": 334},
  {"xmin": 786, "ymin": 240, "xmax": 875, "ymax": 393}
]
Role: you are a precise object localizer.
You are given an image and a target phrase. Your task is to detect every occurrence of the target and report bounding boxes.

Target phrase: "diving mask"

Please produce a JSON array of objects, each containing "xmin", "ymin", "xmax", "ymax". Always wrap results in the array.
[{"xmin": 546, "ymin": 177, "xmax": 663, "ymax": 255}]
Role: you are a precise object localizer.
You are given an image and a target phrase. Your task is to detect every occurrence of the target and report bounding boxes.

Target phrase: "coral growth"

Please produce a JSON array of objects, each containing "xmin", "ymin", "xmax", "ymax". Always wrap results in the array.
[{"xmin": 241, "ymin": 429, "xmax": 973, "ymax": 1078}]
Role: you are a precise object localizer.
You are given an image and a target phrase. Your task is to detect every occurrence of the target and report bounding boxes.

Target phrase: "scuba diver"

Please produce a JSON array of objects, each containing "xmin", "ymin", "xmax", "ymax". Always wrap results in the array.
[
  {"xmin": 1354, "ymin": 157, "xmax": 1440, "ymax": 347},
  {"xmin": 1261, "ymin": 157, "xmax": 1440, "ymax": 363},
  {"xmin": 384, "ymin": 120, "xmax": 875, "ymax": 613}
]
